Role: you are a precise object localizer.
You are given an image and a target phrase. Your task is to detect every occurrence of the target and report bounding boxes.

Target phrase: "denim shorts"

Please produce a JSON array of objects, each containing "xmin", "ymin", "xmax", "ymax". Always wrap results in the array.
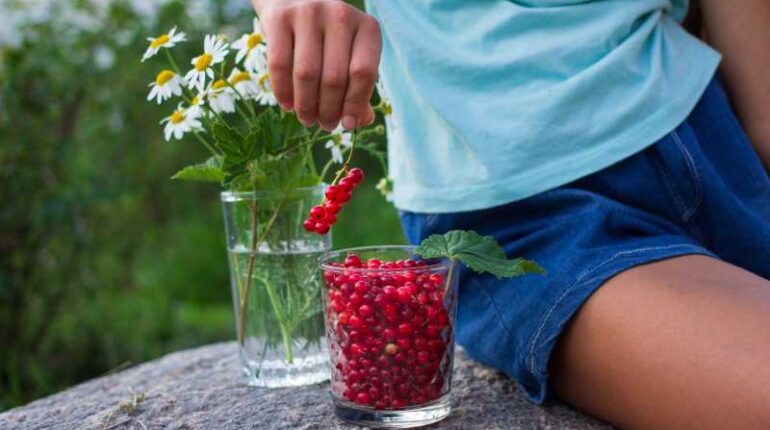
[{"xmin": 399, "ymin": 77, "xmax": 770, "ymax": 404}]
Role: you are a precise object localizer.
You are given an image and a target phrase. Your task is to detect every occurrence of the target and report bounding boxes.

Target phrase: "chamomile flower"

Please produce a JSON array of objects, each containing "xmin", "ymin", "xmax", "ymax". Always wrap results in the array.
[
  {"xmin": 142, "ymin": 26, "xmax": 186, "ymax": 62},
  {"xmin": 207, "ymin": 79, "xmax": 237, "ymax": 114},
  {"xmin": 376, "ymin": 177, "xmax": 394, "ymax": 202},
  {"xmin": 228, "ymin": 68, "xmax": 260, "ymax": 100},
  {"xmin": 254, "ymin": 72, "xmax": 278, "ymax": 106},
  {"xmin": 147, "ymin": 70, "xmax": 183, "ymax": 104},
  {"xmin": 325, "ymin": 125, "xmax": 352, "ymax": 164},
  {"xmin": 185, "ymin": 34, "xmax": 230, "ymax": 91},
  {"xmin": 187, "ymin": 93, "xmax": 206, "ymax": 117},
  {"xmin": 232, "ymin": 18, "xmax": 267, "ymax": 73},
  {"xmin": 376, "ymin": 80, "xmax": 392, "ymax": 116},
  {"xmin": 160, "ymin": 105, "xmax": 203, "ymax": 141}
]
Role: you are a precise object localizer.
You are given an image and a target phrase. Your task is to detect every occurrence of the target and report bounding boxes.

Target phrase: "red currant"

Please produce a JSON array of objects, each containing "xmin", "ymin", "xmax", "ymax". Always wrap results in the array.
[
  {"xmin": 310, "ymin": 205, "xmax": 327, "ymax": 220},
  {"xmin": 347, "ymin": 167, "xmax": 364, "ymax": 184}
]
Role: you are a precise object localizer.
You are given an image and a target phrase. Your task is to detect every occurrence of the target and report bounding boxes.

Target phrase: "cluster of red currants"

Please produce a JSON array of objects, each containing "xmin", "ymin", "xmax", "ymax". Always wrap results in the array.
[
  {"xmin": 322, "ymin": 254, "xmax": 453, "ymax": 410},
  {"xmin": 303, "ymin": 168, "xmax": 364, "ymax": 235}
]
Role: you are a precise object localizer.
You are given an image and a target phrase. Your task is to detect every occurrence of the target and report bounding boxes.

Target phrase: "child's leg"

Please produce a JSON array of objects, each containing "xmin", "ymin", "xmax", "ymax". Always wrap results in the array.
[{"xmin": 551, "ymin": 255, "xmax": 770, "ymax": 430}]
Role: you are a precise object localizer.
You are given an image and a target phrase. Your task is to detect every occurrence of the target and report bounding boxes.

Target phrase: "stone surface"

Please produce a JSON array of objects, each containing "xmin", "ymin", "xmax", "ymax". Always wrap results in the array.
[{"xmin": 0, "ymin": 342, "xmax": 614, "ymax": 430}]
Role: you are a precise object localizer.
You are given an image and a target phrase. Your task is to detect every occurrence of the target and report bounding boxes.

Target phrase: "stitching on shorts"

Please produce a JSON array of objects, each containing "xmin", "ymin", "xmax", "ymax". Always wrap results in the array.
[
  {"xmin": 651, "ymin": 148, "xmax": 689, "ymax": 221},
  {"xmin": 425, "ymin": 213, "xmax": 439, "ymax": 231},
  {"xmin": 671, "ymin": 130, "xmax": 703, "ymax": 222},
  {"xmin": 526, "ymin": 243, "xmax": 705, "ymax": 376}
]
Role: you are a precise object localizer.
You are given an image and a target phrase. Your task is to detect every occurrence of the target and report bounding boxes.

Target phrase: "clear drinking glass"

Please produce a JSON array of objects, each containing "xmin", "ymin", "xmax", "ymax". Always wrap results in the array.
[
  {"xmin": 221, "ymin": 185, "xmax": 330, "ymax": 387},
  {"xmin": 319, "ymin": 246, "xmax": 458, "ymax": 428}
]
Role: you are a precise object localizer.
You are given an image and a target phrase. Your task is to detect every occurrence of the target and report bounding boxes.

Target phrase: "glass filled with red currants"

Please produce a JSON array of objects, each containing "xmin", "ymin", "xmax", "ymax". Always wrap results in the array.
[{"xmin": 319, "ymin": 246, "xmax": 459, "ymax": 428}]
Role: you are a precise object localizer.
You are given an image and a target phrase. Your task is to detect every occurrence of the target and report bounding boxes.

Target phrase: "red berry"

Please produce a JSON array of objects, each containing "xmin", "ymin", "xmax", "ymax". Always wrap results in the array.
[
  {"xmin": 414, "ymin": 337, "xmax": 428, "ymax": 351},
  {"xmin": 349, "ymin": 314, "xmax": 364, "ymax": 327},
  {"xmin": 382, "ymin": 286, "xmax": 398, "ymax": 302},
  {"xmin": 344, "ymin": 254, "xmax": 362, "ymax": 268},
  {"xmin": 338, "ymin": 312, "xmax": 350, "ymax": 325},
  {"xmin": 359, "ymin": 304, "xmax": 374, "ymax": 317},
  {"xmin": 340, "ymin": 176, "xmax": 357, "ymax": 191},
  {"xmin": 315, "ymin": 222, "xmax": 330, "ymax": 234},
  {"xmin": 324, "ymin": 213, "xmax": 337, "ymax": 224},
  {"xmin": 398, "ymin": 323, "xmax": 413, "ymax": 336},
  {"xmin": 383, "ymin": 304, "xmax": 398, "ymax": 316},
  {"xmin": 303, "ymin": 219, "xmax": 316, "ymax": 232},
  {"xmin": 339, "ymin": 178, "xmax": 355, "ymax": 193},
  {"xmin": 325, "ymin": 185, "xmax": 341, "ymax": 201},
  {"xmin": 355, "ymin": 392, "xmax": 371, "ymax": 405},
  {"xmin": 310, "ymin": 205, "xmax": 327, "ymax": 220},
  {"xmin": 324, "ymin": 200, "xmax": 341, "ymax": 214},
  {"xmin": 338, "ymin": 190, "xmax": 351, "ymax": 203},
  {"xmin": 429, "ymin": 274, "xmax": 443, "ymax": 284},
  {"xmin": 396, "ymin": 337, "xmax": 411, "ymax": 350},
  {"xmin": 350, "ymin": 343, "xmax": 364, "ymax": 357},
  {"xmin": 354, "ymin": 281, "xmax": 368, "ymax": 294},
  {"xmin": 396, "ymin": 286, "xmax": 412, "ymax": 304},
  {"xmin": 347, "ymin": 167, "xmax": 364, "ymax": 184}
]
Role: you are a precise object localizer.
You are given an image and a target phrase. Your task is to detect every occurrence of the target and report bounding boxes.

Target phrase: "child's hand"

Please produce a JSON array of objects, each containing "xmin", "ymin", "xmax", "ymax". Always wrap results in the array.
[{"xmin": 252, "ymin": 0, "xmax": 382, "ymax": 131}]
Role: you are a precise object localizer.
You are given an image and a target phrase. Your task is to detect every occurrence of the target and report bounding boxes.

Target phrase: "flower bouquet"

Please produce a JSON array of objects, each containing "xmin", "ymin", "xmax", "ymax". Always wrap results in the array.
[{"xmin": 140, "ymin": 18, "xmax": 389, "ymax": 387}]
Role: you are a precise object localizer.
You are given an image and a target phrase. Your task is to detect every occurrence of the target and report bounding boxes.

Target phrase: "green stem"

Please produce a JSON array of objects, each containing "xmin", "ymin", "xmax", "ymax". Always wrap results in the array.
[
  {"xmin": 281, "ymin": 325, "xmax": 294, "ymax": 364},
  {"xmin": 237, "ymin": 199, "xmax": 260, "ymax": 345},
  {"xmin": 216, "ymin": 69, "xmax": 256, "ymax": 120},
  {"xmin": 259, "ymin": 274, "xmax": 294, "ymax": 364},
  {"xmin": 163, "ymin": 49, "xmax": 182, "ymax": 75},
  {"xmin": 236, "ymin": 188, "xmax": 291, "ymax": 351},
  {"xmin": 444, "ymin": 259, "xmax": 457, "ymax": 295},
  {"xmin": 193, "ymin": 131, "xmax": 219, "ymax": 156}
]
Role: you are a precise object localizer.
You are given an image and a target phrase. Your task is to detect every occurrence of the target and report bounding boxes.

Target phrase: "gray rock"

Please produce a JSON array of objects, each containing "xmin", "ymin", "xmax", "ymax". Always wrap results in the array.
[{"xmin": 0, "ymin": 342, "xmax": 613, "ymax": 430}]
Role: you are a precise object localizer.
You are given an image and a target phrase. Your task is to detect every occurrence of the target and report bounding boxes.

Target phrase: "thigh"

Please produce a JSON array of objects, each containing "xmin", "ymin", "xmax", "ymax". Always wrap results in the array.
[{"xmin": 551, "ymin": 255, "xmax": 770, "ymax": 430}]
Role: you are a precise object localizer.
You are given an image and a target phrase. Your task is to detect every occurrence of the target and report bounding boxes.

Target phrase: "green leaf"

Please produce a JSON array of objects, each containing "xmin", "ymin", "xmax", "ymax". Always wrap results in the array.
[
  {"xmin": 171, "ymin": 156, "xmax": 225, "ymax": 183},
  {"xmin": 252, "ymin": 110, "xmax": 309, "ymax": 154},
  {"xmin": 212, "ymin": 122, "xmax": 262, "ymax": 186},
  {"xmin": 414, "ymin": 230, "xmax": 545, "ymax": 279}
]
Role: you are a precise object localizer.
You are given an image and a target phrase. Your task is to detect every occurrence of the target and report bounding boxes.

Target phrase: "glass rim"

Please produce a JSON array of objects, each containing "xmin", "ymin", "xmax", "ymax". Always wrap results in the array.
[
  {"xmin": 220, "ymin": 184, "xmax": 327, "ymax": 201},
  {"xmin": 319, "ymin": 245, "xmax": 453, "ymax": 272}
]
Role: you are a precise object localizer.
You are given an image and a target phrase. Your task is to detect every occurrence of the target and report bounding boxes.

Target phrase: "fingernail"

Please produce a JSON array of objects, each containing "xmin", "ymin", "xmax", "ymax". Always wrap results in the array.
[
  {"xmin": 281, "ymin": 101, "xmax": 294, "ymax": 111},
  {"xmin": 342, "ymin": 116, "xmax": 357, "ymax": 130}
]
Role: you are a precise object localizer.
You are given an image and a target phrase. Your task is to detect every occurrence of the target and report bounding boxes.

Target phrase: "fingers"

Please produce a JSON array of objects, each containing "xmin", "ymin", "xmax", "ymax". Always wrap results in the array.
[
  {"xmin": 342, "ymin": 16, "xmax": 381, "ymax": 130},
  {"xmin": 292, "ymin": 9, "xmax": 323, "ymax": 126},
  {"xmin": 264, "ymin": 16, "xmax": 294, "ymax": 110},
  {"xmin": 318, "ymin": 8, "xmax": 355, "ymax": 130},
  {"xmin": 259, "ymin": 2, "xmax": 382, "ymax": 129}
]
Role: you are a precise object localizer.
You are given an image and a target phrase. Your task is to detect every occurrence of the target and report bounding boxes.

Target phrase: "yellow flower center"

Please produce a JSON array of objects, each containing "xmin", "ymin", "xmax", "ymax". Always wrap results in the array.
[
  {"xmin": 155, "ymin": 70, "xmax": 176, "ymax": 86},
  {"xmin": 258, "ymin": 73, "xmax": 270, "ymax": 91},
  {"xmin": 212, "ymin": 79, "xmax": 228, "ymax": 90},
  {"xmin": 247, "ymin": 33, "xmax": 263, "ymax": 49},
  {"xmin": 230, "ymin": 72, "xmax": 251, "ymax": 85},
  {"xmin": 194, "ymin": 53, "xmax": 214, "ymax": 71},
  {"xmin": 191, "ymin": 96, "xmax": 200, "ymax": 106},
  {"xmin": 170, "ymin": 109, "xmax": 186, "ymax": 124},
  {"xmin": 150, "ymin": 34, "xmax": 170, "ymax": 49}
]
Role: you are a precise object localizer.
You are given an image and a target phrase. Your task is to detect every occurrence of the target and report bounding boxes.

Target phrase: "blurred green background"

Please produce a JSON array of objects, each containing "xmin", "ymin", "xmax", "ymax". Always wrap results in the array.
[{"xmin": 0, "ymin": 0, "xmax": 403, "ymax": 411}]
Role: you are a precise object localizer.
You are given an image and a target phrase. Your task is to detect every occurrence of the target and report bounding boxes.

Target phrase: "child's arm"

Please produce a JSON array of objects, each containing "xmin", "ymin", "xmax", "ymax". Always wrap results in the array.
[
  {"xmin": 700, "ymin": 0, "xmax": 770, "ymax": 169},
  {"xmin": 252, "ymin": 0, "xmax": 382, "ymax": 131}
]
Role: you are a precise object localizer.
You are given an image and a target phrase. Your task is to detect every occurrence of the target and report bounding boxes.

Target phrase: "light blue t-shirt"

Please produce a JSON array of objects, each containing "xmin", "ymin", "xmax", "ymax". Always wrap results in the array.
[{"xmin": 366, "ymin": 0, "xmax": 720, "ymax": 213}]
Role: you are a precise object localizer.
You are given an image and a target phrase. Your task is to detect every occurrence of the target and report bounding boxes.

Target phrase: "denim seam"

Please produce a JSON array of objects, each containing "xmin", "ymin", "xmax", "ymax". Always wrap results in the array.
[
  {"xmin": 670, "ymin": 129, "xmax": 703, "ymax": 222},
  {"xmin": 526, "ymin": 243, "xmax": 706, "ymax": 376},
  {"xmin": 651, "ymin": 148, "xmax": 690, "ymax": 223},
  {"xmin": 476, "ymin": 277, "xmax": 519, "ymax": 352},
  {"xmin": 425, "ymin": 213, "xmax": 440, "ymax": 231}
]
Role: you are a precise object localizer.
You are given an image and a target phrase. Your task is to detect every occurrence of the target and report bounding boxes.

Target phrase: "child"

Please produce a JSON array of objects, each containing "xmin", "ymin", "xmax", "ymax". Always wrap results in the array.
[{"xmin": 253, "ymin": 0, "xmax": 770, "ymax": 428}]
